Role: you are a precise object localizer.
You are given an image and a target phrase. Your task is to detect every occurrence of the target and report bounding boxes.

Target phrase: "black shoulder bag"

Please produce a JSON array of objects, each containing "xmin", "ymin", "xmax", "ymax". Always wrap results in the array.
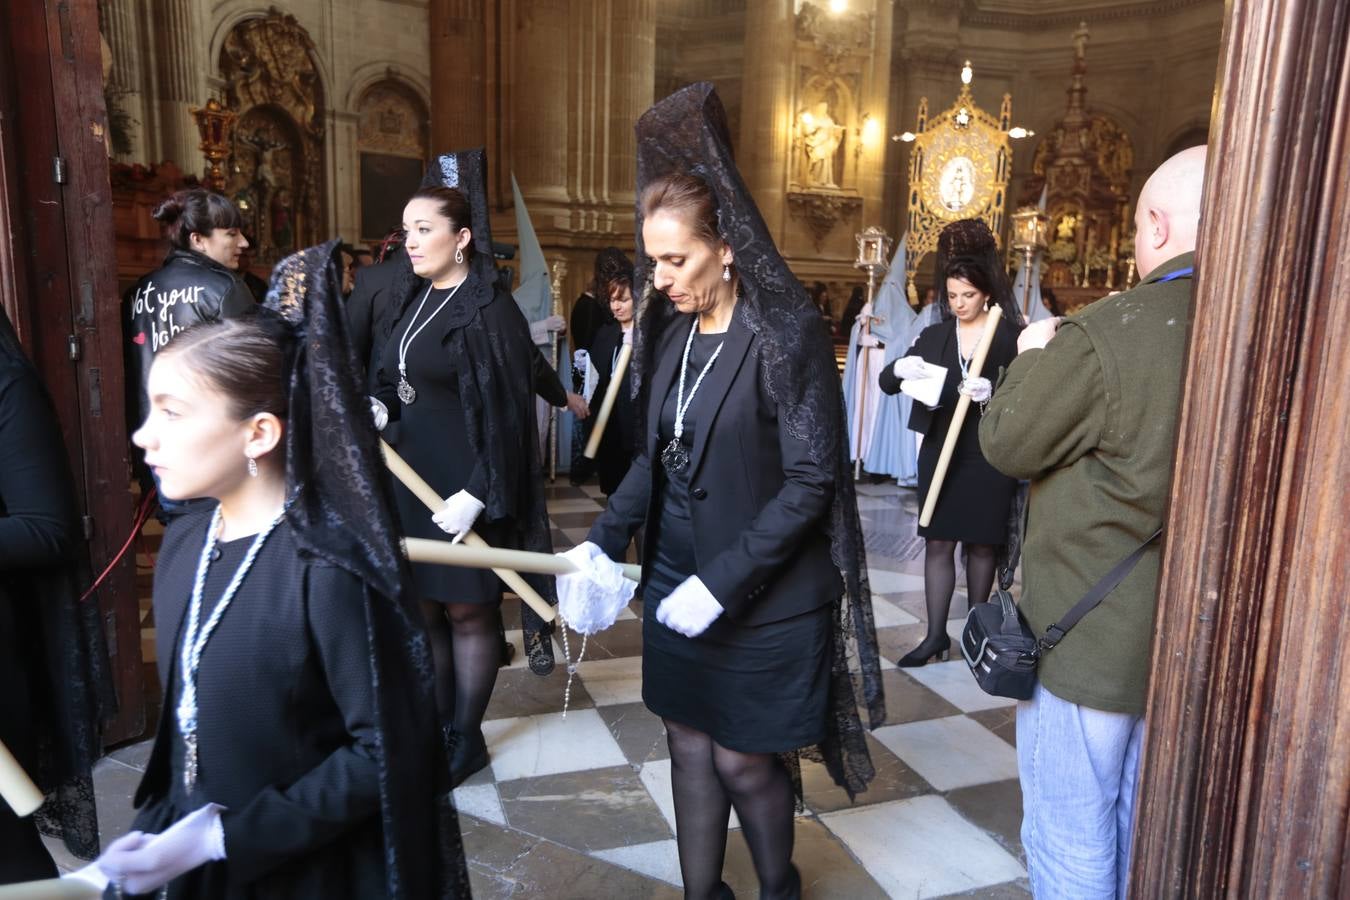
[{"xmin": 961, "ymin": 529, "xmax": 1162, "ymax": 700}]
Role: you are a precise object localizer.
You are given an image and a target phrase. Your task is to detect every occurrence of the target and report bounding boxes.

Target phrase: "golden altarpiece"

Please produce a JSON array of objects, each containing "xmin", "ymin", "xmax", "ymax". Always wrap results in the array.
[
  {"xmin": 900, "ymin": 63, "xmax": 1017, "ymax": 302},
  {"xmin": 1021, "ymin": 24, "xmax": 1135, "ymax": 311}
]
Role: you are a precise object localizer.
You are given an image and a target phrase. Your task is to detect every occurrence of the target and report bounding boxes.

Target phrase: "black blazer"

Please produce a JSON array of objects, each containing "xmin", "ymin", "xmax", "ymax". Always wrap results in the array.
[
  {"xmin": 588, "ymin": 313, "xmax": 840, "ymax": 625},
  {"xmin": 879, "ymin": 316, "xmax": 1020, "ymax": 441}
]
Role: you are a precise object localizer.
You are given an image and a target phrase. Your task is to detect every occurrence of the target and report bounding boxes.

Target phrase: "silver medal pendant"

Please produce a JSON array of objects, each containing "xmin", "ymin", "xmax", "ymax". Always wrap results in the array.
[
  {"xmin": 661, "ymin": 438, "xmax": 690, "ymax": 474},
  {"xmin": 397, "ymin": 376, "xmax": 416, "ymax": 405}
]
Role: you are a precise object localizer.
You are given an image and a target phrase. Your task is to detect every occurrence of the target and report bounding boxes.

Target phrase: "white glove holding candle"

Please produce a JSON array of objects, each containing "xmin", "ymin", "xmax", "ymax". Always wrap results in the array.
[
  {"xmin": 97, "ymin": 804, "xmax": 226, "ymax": 895},
  {"xmin": 656, "ymin": 576, "xmax": 723, "ymax": 638},
  {"xmin": 555, "ymin": 541, "xmax": 637, "ymax": 635},
  {"xmin": 369, "ymin": 397, "xmax": 389, "ymax": 431},
  {"xmin": 432, "ymin": 490, "xmax": 485, "ymax": 544},
  {"xmin": 958, "ymin": 376, "xmax": 992, "ymax": 403},
  {"xmin": 892, "ymin": 355, "xmax": 928, "ymax": 381}
]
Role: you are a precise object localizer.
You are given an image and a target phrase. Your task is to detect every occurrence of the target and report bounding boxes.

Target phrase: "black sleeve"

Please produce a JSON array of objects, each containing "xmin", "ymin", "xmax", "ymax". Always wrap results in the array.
[
  {"xmin": 219, "ymin": 280, "xmax": 257, "ymax": 318},
  {"xmin": 531, "ymin": 343, "xmax": 568, "ymax": 407},
  {"xmin": 878, "ymin": 360, "xmax": 901, "ymax": 395},
  {"xmin": 345, "ymin": 269, "xmax": 379, "ymax": 376},
  {"xmin": 586, "ymin": 441, "xmax": 651, "ymax": 558},
  {"xmin": 0, "ymin": 371, "xmax": 78, "ymax": 568},
  {"xmin": 221, "ymin": 564, "xmax": 382, "ymax": 884}
]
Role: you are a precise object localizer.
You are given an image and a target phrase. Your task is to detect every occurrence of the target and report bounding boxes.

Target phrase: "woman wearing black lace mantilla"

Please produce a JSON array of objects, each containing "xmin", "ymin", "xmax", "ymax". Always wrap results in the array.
[{"xmin": 556, "ymin": 84, "xmax": 884, "ymax": 900}]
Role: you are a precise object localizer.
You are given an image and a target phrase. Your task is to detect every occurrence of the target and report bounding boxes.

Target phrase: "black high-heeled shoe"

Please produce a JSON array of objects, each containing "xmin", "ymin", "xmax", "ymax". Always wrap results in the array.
[
  {"xmin": 449, "ymin": 728, "xmax": 490, "ymax": 788},
  {"xmin": 896, "ymin": 634, "xmax": 951, "ymax": 668}
]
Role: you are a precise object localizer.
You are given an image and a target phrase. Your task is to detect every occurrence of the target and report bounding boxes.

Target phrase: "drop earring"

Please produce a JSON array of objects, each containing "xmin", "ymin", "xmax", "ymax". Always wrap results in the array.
[
  {"xmin": 455, "ymin": 247, "xmax": 465, "ymax": 265},
  {"xmin": 722, "ymin": 264, "xmax": 731, "ymax": 283},
  {"xmin": 247, "ymin": 456, "xmax": 258, "ymax": 478}
]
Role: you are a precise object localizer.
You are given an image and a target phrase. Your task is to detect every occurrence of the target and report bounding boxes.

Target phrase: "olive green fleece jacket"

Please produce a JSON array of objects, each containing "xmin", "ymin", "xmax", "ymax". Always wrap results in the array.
[{"xmin": 978, "ymin": 252, "xmax": 1194, "ymax": 715}]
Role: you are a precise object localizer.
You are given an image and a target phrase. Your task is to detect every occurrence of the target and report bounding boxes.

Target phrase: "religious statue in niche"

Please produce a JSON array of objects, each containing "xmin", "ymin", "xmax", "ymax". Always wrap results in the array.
[
  {"xmin": 798, "ymin": 100, "xmax": 846, "ymax": 189},
  {"xmin": 938, "ymin": 156, "xmax": 977, "ymax": 212},
  {"xmin": 220, "ymin": 11, "xmax": 326, "ymax": 264}
]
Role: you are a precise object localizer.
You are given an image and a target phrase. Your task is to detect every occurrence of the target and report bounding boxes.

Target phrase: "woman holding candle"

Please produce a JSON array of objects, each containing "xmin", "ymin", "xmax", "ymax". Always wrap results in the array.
[
  {"xmin": 369, "ymin": 149, "xmax": 555, "ymax": 787},
  {"xmin": 878, "ymin": 220, "xmax": 1024, "ymax": 667},
  {"xmin": 95, "ymin": 243, "xmax": 467, "ymax": 898}
]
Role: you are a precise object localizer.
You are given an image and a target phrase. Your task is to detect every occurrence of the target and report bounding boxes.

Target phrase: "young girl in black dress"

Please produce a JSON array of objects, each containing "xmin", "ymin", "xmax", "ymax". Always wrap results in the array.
[{"xmin": 96, "ymin": 243, "xmax": 467, "ymax": 898}]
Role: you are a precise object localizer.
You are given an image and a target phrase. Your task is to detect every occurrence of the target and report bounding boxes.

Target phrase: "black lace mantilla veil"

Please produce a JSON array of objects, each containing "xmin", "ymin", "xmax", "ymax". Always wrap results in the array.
[
  {"xmin": 930, "ymin": 219, "xmax": 1029, "ymax": 589},
  {"xmin": 0, "ymin": 307, "xmax": 113, "ymax": 860},
  {"xmin": 263, "ymin": 241, "xmax": 471, "ymax": 899},
  {"xmin": 632, "ymin": 83, "xmax": 885, "ymax": 798}
]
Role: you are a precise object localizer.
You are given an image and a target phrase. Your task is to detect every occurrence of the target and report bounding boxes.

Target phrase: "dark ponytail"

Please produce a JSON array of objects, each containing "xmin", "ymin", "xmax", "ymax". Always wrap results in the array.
[{"xmin": 151, "ymin": 189, "xmax": 246, "ymax": 251}]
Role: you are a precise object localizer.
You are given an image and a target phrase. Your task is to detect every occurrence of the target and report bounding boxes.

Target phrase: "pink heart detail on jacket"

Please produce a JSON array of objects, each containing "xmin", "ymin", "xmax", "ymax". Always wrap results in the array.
[{"xmin": 132, "ymin": 332, "xmax": 147, "ymax": 345}]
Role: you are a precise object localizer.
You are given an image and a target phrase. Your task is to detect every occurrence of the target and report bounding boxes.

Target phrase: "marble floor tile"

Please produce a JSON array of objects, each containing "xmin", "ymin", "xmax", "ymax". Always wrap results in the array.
[
  {"xmin": 497, "ymin": 765, "xmax": 672, "ymax": 853},
  {"xmin": 935, "ymin": 879, "xmax": 1032, "ymax": 898},
  {"xmin": 871, "ymin": 595, "xmax": 921, "ymax": 628},
  {"xmin": 943, "ymin": 778, "xmax": 1025, "ymax": 861},
  {"xmin": 876, "ymin": 669, "xmax": 964, "ymax": 726},
  {"xmin": 483, "ymin": 708, "xmax": 627, "ymax": 781},
  {"xmin": 821, "ymin": 795, "xmax": 1026, "ymax": 898},
  {"xmin": 485, "ymin": 666, "xmax": 595, "ymax": 721},
  {"xmin": 548, "ymin": 497, "xmax": 606, "ymax": 513},
  {"xmin": 791, "ymin": 817, "xmax": 890, "ymax": 899},
  {"xmin": 453, "ymin": 782, "xmax": 507, "ymax": 827},
  {"xmin": 561, "ymin": 527, "xmax": 594, "ymax": 546},
  {"xmin": 594, "ymin": 839, "xmax": 683, "ymax": 887},
  {"xmin": 903, "ymin": 659, "xmax": 1017, "ymax": 713},
  {"xmin": 967, "ymin": 706, "xmax": 1017, "ymax": 747},
  {"xmin": 474, "ymin": 828, "xmax": 684, "ymax": 899},
  {"xmin": 802, "ymin": 732, "xmax": 932, "ymax": 814},
  {"xmin": 868, "ymin": 567, "xmax": 928, "ymax": 595},
  {"xmin": 576, "ymin": 655, "xmax": 645, "ymax": 706},
  {"xmin": 574, "ymin": 617, "xmax": 645, "ymax": 660},
  {"xmin": 550, "ymin": 510, "xmax": 602, "ymax": 529},
  {"xmin": 871, "ymin": 716, "xmax": 1019, "ymax": 792},
  {"xmin": 597, "ymin": 701, "xmax": 670, "ymax": 765}
]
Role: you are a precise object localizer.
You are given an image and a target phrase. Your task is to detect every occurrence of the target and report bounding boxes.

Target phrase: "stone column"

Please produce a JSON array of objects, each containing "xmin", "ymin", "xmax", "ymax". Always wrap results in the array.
[
  {"xmin": 151, "ymin": 0, "xmax": 206, "ymax": 170},
  {"xmin": 738, "ymin": 0, "xmax": 794, "ymax": 238},
  {"xmin": 511, "ymin": 0, "xmax": 571, "ymax": 207},
  {"xmin": 102, "ymin": 0, "xmax": 148, "ymax": 162},
  {"xmin": 429, "ymin": 0, "xmax": 486, "ymax": 152}
]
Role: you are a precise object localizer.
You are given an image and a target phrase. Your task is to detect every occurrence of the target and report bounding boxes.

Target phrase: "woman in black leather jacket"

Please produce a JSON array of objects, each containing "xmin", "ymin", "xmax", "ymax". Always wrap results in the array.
[{"xmin": 123, "ymin": 190, "xmax": 255, "ymax": 515}]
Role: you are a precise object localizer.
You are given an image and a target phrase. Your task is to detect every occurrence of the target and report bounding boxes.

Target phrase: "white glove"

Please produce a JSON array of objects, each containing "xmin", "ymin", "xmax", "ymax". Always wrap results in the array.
[
  {"xmin": 858, "ymin": 331, "xmax": 880, "ymax": 348},
  {"xmin": 959, "ymin": 376, "xmax": 992, "ymax": 403},
  {"xmin": 431, "ymin": 490, "xmax": 485, "ymax": 544},
  {"xmin": 555, "ymin": 541, "xmax": 637, "ymax": 635},
  {"xmin": 98, "ymin": 804, "xmax": 226, "ymax": 895},
  {"xmin": 892, "ymin": 355, "xmax": 928, "ymax": 381},
  {"xmin": 542, "ymin": 314, "xmax": 566, "ymax": 333},
  {"xmin": 369, "ymin": 396, "xmax": 389, "ymax": 431},
  {"xmin": 655, "ymin": 575, "xmax": 723, "ymax": 638},
  {"xmin": 857, "ymin": 301, "xmax": 873, "ymax": 323}
]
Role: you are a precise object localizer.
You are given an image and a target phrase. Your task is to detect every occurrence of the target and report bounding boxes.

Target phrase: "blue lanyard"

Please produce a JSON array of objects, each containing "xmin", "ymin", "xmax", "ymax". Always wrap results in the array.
[{"xmin": 1156, "ymin": 267, "xmax": 1193, "ymax": 283}]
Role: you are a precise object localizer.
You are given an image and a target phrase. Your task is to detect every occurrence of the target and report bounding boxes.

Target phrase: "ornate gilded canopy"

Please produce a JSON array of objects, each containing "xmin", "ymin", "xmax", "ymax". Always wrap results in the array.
[{"xmin": 902, "ymin": 62, "xmax": 1014, "ymax": 296}]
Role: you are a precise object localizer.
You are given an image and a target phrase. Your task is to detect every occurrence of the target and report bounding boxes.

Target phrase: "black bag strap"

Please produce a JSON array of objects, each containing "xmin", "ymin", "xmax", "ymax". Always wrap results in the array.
[{"xmin": 1037, "ymin": 529, "xmax": 1163, "ymax": 654}]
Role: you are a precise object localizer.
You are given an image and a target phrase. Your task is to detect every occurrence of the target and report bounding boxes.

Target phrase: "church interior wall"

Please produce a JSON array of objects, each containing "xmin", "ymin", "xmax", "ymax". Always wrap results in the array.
[{"xmin": 105, "ymin": 0, "xmax": 1223, "ymax": 316}]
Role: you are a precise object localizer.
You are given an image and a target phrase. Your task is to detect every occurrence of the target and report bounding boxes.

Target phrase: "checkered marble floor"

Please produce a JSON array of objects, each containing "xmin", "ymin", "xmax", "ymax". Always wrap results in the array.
[{"xmin": 60, "ymin": 480, "xmax": 1029, "ymax": 899}]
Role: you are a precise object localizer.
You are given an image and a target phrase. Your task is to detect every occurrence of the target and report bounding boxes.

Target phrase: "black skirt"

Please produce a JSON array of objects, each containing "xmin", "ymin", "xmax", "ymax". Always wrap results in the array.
[{"xmin": 916, "ymin": 438, "xmax": 1016, "ymax": 544}]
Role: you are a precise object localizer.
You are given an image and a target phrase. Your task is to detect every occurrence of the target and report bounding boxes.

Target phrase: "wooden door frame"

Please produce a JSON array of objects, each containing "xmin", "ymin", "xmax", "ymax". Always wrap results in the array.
[
  {"xmin": 1131, "ymin": 0, "xmax": 1350, "ymax": 894},
  {"xmin": 0, "ymin": 0, "xmax": 145, "ymax": 744}
]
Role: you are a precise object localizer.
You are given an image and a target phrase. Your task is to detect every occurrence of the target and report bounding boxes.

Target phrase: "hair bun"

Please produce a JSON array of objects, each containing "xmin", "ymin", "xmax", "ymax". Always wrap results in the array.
[{"xmin": 151, "ymin": 196, "xmax": 185, "ymax": 225}]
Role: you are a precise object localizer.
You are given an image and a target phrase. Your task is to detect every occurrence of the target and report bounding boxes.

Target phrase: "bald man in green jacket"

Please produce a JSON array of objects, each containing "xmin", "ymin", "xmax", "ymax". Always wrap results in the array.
[{"xmin": 979, "ymin": 145, "xmax": 1207, "ymax": 899}]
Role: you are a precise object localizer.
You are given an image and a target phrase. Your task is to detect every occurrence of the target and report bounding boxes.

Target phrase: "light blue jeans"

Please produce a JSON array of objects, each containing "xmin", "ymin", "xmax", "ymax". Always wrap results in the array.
[{"xmin": 1017, "ymin": 681, "xmax": 1145, "ymax": 899}]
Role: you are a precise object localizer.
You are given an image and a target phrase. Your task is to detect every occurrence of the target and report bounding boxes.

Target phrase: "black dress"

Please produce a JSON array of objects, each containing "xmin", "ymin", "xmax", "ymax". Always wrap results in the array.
[
  {"xmin": 128, "ymin": 512, "xmax": 384, "ymax": 899},
  {"xmin": 381, "ymin": 284, "xmax": 507, "ymax": 606},
  {"xmin": 879, "ymin": 317, "xmax": 1019, "ymax": 544},
  {"xmin": 589, "ymin": 322, "xmax": 637, "ymax": 496},
  {"xmin": 641, "ymin": 332, "xmax": 830, "ymax": 753}
]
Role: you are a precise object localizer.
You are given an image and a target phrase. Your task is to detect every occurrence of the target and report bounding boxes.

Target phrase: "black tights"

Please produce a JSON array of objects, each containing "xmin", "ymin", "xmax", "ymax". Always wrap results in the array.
[
  {"xmin": 421, "ymin": 599, "xmax": 501, "ymax": 737},
  {"xmin": 918, "ymin": 540, "xmax": 997, "ymax": 650},
  {"xmin": 665, "ymin": 719, "xmax": 798, "ymax": 900}
]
